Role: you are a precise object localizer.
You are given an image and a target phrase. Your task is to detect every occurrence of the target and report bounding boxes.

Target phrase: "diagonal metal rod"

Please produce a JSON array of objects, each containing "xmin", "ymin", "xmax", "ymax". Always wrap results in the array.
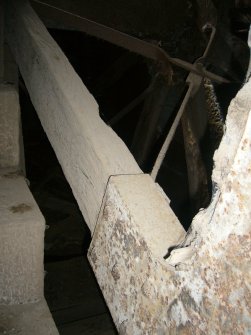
[
  {"xmin": 32, "ymin": 0, "xmax": 230, "ymax": 84},
  {"xmin": 151, "ymin": 83, "xmax": 193, "ymax": 180},
  {"xmin": 150, "ymin": 25, "xmax": 218, "ymax": 180}
]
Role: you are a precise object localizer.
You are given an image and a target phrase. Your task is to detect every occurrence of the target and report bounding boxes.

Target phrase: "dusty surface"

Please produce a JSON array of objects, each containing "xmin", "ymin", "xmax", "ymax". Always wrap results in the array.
[
  {"xmin": 0, "ymin": 171, "xmax": 45, "ymax": 304},
  {"xmin": 0, "ymin": 299, "xmax": 58, "ymax": 335}
]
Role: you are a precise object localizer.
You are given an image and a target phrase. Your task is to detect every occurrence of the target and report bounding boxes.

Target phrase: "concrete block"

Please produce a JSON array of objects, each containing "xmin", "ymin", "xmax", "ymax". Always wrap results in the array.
[{"xmin": 0, "ymin": 169, "xmax": 45, "ymax": 304}]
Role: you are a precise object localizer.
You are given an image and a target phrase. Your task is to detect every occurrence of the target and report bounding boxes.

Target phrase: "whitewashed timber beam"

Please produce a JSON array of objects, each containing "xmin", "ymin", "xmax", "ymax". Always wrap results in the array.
[{"xmin": 4, "ymin": 0, "xmax": 142, "ymax": 232}]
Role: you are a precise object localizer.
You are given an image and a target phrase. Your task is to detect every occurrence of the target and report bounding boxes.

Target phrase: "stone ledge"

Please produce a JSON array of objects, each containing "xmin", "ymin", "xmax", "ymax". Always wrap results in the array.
[
  {"xmin": 0, "ymin": 170, "xmax": 45, "ymax": 304},
  {"xmin": 0, "ymin": 299, "xmax": 59, "ymax": 335}
]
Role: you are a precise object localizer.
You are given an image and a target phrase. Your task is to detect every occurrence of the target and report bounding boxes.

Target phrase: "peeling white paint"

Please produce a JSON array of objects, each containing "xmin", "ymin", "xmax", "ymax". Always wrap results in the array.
[
  {"xmin": 170, "ymin": 300, "xmax": 189, "ymax": 326},
  {"xmin": 228, "ymin": 288, "xmax": 244, "ymax": 305},
  {"xmin": 187, "ymin": 276, "xmax": 205, "ymax": 306}
]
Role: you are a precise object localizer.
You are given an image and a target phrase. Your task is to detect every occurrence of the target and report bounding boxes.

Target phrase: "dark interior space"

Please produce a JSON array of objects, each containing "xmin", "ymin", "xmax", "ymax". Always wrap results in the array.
[{"xmin": 19, "ymin": 0, "xmax": 250, "ymax": 333}]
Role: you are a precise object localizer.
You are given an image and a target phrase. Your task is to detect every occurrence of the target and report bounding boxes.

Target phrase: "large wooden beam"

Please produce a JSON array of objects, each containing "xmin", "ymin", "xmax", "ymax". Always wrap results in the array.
[{"xmin": 5, "ymin": 0, "xmax": 141, "ymax": 232}]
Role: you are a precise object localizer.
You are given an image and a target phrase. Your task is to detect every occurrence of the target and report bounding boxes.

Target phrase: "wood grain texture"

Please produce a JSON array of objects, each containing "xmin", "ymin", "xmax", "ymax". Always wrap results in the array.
[{"xmin": 5, "ymin": 0, "xmax": 141, "ymax": 232}]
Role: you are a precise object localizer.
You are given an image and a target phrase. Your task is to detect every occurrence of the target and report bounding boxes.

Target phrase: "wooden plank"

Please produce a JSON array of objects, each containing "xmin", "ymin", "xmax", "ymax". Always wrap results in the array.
[{"xmin": 5, "ymin": 0, "xmax": 141, "ymax": 233}]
